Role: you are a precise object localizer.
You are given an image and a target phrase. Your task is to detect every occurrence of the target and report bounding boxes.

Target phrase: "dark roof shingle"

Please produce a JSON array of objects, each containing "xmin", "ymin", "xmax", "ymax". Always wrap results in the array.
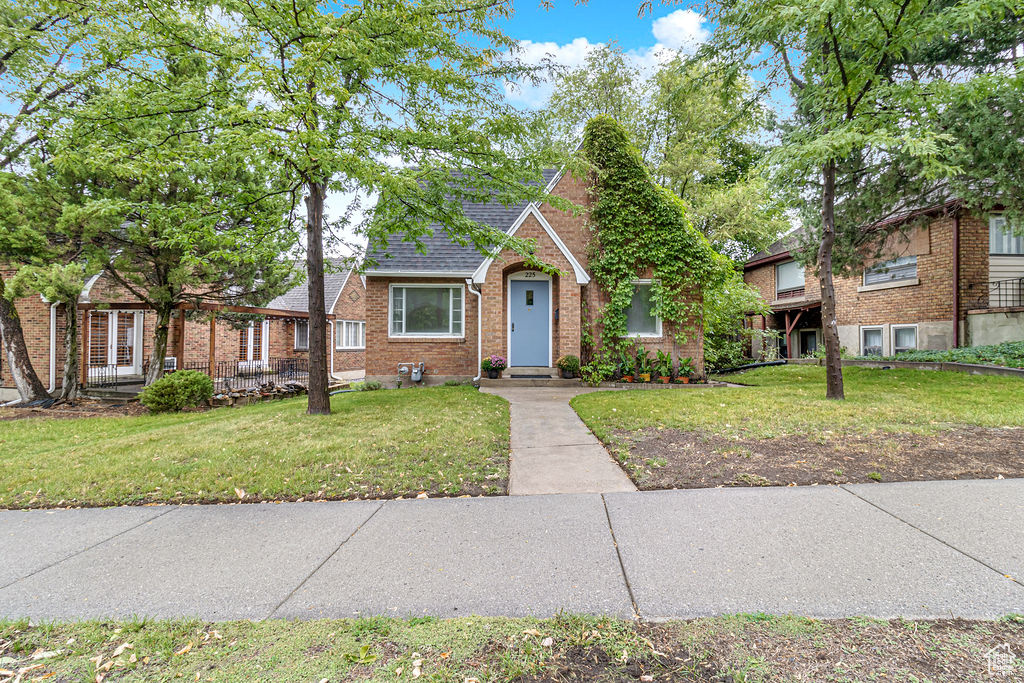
[{"xmin": 266, "ymin": 259, "xmax": 352, "ymax": 313}]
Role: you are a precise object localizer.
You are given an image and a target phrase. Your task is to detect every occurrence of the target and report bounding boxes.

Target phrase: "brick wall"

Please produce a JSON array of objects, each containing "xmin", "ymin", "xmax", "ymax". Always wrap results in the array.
[{"xmin": 330, "ymin": 269, "xmax": 366, "ymax": 372}]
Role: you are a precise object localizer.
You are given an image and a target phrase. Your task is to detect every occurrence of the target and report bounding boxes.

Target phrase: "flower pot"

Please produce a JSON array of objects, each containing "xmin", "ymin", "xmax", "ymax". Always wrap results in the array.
[
  {"xmin": 638, "ymin": 373, "xmax": 651, "ymax": 383},
  {"xmin": 488, "ymin": 369, "xmax": 499, "ymax": 379},
  {"xmin": 658, "ymin": 376, "xmax": 671, "ymax": 384},
  {"xmin": 622, "ymin": 375, "xmax": 634, "ymax": 383},
  {"xmin": 681, "ymin": 377, "xmax": 690, "ymax": 384},
  {"xmin": 561, "ymin": 369, "xmax": 574, "ymax": 379}
]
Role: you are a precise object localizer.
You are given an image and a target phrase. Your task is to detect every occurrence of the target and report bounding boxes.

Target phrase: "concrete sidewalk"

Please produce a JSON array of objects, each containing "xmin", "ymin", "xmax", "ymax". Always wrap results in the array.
[
  {"xmin": 2, "ymin": 479, "xmax": 1022, "ymax": 622},
  {"xmin": 482, "ymin": 386, "xmax": 636, "ymax": 495}
]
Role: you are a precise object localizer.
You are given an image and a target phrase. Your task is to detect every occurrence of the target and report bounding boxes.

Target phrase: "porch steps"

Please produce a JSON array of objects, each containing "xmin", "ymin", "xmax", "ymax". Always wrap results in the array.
[
  {"xmin": 505, "ymin": 366, "xmax": 559, "ymax": 379},
  {"xmin": 479, "ymin": 377, "xmax": 581, "ymax": 387}
]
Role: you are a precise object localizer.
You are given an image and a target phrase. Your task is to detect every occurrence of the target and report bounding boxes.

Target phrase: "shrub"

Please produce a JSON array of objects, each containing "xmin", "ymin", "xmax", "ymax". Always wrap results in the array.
[
  {"xmin": 139, "ymin": 370, "xmax": 214, "ymax": 413},
  {"xmin": 580, "ymin": 353, "xmax": 617, "ymax": 386},
  {"xmin": 556, "ymin": 354, "xmax": 580, "ymax": 375},
  {"xmin": 854, "ymin": 341, "xmax": 1024, "ymax": 368},
  {"xmin": 352, "ymin": 380, "xmax": 383, "ymax": 391}
]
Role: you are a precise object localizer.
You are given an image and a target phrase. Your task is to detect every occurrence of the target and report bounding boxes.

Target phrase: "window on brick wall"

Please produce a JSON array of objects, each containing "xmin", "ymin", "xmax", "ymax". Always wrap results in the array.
[
  {"xmin": 390, "ymin": 285, "xmax": 463, "ymax": 337},
  {"xmin": 990, "ymin": 215, "xmax": 1024, "ymax": 255},
  {"xmin": 294, "ymin": 320, "xmax": 309, "ymax": 350},
  {"xmin": 336, "ymin": 320, "xmax": 365, "ymax": 349},
  {"xmin": 892, "ymin": 325, "xmax": 917, "ymax": 354},
  {"xmin": 625, "ymin": 281, "xmax": 661, "ymax": 337},
  {"xmin": 861, "ymin": 326, "xmax": 884, "ymax": 356},
  {"xmin": 863, "ymin": 255, "xmax": 917, "ymax": 285},
  {"xmin": 775, "ymin": 260, "xmax": 805, "ymax": 298}
]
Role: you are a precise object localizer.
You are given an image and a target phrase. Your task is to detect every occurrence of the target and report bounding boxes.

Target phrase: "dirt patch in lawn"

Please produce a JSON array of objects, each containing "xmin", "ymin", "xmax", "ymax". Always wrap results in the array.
[
  {"xmin": 0, "ymin": 398, "xmax": 152, "ymax": 421},
  {"xmin": 613, "ymin": 425, "xmax": 1024, "ymax": 489}
]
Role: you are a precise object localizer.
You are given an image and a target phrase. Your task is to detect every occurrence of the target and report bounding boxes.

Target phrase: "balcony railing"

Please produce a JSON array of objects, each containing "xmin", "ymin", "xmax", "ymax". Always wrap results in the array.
[{"xmin": 967, "ymin": 277, "xmax": 1024, "ymax": 310}]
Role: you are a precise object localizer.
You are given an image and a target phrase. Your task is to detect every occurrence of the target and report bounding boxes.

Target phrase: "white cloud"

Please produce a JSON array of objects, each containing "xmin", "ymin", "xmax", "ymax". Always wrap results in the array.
[
  {"xmin": 505, "ymin": 9, "xmax": 711, "ymax": 110},
  {"xmin": 651, "ymin": 9, "xmax": 710, "ymax": 52}
]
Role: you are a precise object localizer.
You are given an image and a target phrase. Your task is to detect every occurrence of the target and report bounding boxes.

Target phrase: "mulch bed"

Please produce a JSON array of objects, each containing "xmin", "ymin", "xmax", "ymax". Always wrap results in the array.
[{"xmin": 614, "ymin": 425, "xmax": 1024, "ymax": 489}]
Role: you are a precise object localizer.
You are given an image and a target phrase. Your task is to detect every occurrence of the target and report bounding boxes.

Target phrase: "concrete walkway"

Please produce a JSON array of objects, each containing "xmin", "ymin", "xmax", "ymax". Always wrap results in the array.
[
  {"xmin": 1, "ymin": 479, "xmax": 1022, "ymax": 622},
  {"xmin": 481, "ymin": 386, "xmax": 636, "ymax": 495}
]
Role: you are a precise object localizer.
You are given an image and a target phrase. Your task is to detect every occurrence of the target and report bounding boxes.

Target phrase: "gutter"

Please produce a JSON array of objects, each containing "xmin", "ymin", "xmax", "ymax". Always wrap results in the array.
[
  {"xmin": 466, "ymin": 279, "xmax": 482, "ymax": 382},
  {"xmin": 330, "ymin": 316, "xmax": 335, "ymax": 377},
  {"xmin": 952, "ymin": 212, "xmax": 961, "ymax": 348},
  {"xmin": 48, "ymin": 303, "xmax": 58, "ymax": 393}
]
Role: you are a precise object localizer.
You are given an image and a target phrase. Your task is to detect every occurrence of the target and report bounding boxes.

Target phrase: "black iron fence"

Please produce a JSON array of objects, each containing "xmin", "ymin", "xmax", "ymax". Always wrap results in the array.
[
  {"xmin": 968, "ymin": 277, "xmax": 1024, "ymax": 309},
  {"xmin": 85, "ymin": 357, "xmax": 309, "ymax": 393}
]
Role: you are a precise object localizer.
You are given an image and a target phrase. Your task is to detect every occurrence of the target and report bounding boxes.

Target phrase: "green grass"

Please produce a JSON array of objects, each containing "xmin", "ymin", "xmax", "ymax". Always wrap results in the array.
[
  {"xmin": 0, "ymin": 386, "xmax": 509, "ymax": 509},
  {"xmin": 1, "ymin": 614, "xmax": 1020, "ymax": 681},
  {"xmin": 571, "ymin": 365, "xmax": 1024, "ymax": 441}
]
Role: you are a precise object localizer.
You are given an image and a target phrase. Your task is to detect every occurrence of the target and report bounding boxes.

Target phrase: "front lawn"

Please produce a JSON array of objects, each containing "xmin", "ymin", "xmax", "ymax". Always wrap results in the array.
[
  {"xmin": 572, "ymin": 365, "xmax": 1024, "ymax": 488},
  {"xmin": 1, "ymin": 614, "xmax": 1020, "ymax": 681},
  {"xmin": 0, "ymin": 386, "xmax": 509, "ymax": 509}
]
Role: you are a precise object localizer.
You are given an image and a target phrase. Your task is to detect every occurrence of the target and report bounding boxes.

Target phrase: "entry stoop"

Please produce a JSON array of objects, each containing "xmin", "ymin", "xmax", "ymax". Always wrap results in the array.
[{"xmin": 479, "ymin": 366, "xmax": 580, "ymax": 387}]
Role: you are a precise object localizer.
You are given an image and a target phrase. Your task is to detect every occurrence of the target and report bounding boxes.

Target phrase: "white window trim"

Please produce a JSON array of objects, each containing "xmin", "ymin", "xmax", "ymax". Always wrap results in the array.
[
  {"xmin": 860, "ymin": 325, "xmax": 885, "ymax": 356},
  {"xmin": 506, "ymin": 270, "xmax": 553, "ymax": 368},
  {"xmin": 625, "ymin": 279, "xmax": 663, "ymax": 338},
  {"xmin": 294, "ymin": 320, "xmax": 309, "ymax": 351},
  {"xmin": 989, "ymin": 214, "xmax": 1024, "ymax": 256},
  {"xmin": 388, "ymin": 283, "xmax": 465, "ymax": 338},
  {"xmin": 891, "ymin": 324, "xmax": 918, "ymax": 354},
  {"xmin": 239, "ymin": 320, "xmax": 270, "ymax": 368},
  {"xmin": 87, "ymin": 310, "xmax": 144, "ymax": 376},
  {"xmin": 336, "ymin": 320, "xmax": 366, "ymax": 350}
]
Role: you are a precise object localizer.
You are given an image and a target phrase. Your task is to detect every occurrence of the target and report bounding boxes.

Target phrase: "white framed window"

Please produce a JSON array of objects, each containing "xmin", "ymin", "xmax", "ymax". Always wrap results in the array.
[
  {"xmin": 625, "ymin": 281, "xmax": 662, "ymax": 337},
  {"xmin": 990, "ymin": 215, "xmax": 1024, "ymax": 255},
  {"xmin": 864, "ymin": 255, "xmax": 917, "ymax": 285},
  {"xmin": 239, "ymin": 320, "xmax": 269, "ymax": 367},
  {"xmin": 861, "ymin": 326, "xmax": 884, "ymax": 356},
  {"xmin": 892, "ymin": 325, "xmax": 917, "ymax": 354},
  {"xmin": 336, "ymin": 320, "xmax": 365, "ymax": 349},
  {"xmin": 294, "ymin": 320, "xmax": 309, "ymax": 350},
  {"xmin": 389, "ymin": 284, "xmax": 464, "ymax": 337},
  {"xmin": 775, "ymin": 260, "xmax": 805, "ymax": 297}
]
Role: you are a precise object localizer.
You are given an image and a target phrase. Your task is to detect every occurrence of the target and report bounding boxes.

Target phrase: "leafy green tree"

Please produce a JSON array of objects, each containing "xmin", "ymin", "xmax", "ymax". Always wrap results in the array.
[
  {"xmin": 59, "ymin": 45, "xmax": 297, "ymax": 385},
  {"xmin": 222, "ymin": 0, "xmax": 562, "ymax": 414},
  {"xmin": 0, "ymin": 0, "xmax": 145, "ymax": 401},
  {"xmin": 703, "ymin": 0, "xmax": 1018, "ymax": 399},
  {"xmin": 540, "ymin": 45, "xmax": 785, "ymax": 258}
]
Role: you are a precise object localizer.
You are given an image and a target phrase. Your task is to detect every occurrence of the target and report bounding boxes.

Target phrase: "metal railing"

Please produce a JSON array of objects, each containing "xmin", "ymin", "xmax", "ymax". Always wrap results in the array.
[
  {"xmin": 211, "ymin": 358, "xmax": 309, "ymax": 393},
  {"xmin": 86, "ymin": 357, "xmax": 309, "ymax": 393},
  {"xmin": 967, "ymin": 277, "xmax": 1024, "ymax": 309}
]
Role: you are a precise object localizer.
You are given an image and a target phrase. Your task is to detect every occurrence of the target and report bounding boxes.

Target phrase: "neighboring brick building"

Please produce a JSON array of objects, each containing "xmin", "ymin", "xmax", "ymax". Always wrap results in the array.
[
  {"xmin": 362, "ymin": 170, "xmax": 704, "ymax": 385},
  {"xmin": 742, "ymin": 204, "xmax": 1024, "ymax": 359},
  {"xmin": 0, "ymin": 263, "xmax": 365, "ymax": 401}
]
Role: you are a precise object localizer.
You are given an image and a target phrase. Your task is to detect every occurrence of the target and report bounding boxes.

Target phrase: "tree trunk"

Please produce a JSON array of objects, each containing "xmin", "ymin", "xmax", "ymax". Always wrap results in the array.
[
  {"xmin": 304, "ymin": 180, "xmax": 330, "ymax": 415},
  {"xmin": 60, "ymin": 300, "xmax": 79, "ymax": 401},
  {"xmin": 818, "ymin": 160, "xmax": 845, "ymax": 400},
  {"xmin": 0, "ymin": 276, "xmax": 50, "ymax": 402},
  {"xmin": 145, "ymin": 305, "xmax": 172, "ymax": 386}
]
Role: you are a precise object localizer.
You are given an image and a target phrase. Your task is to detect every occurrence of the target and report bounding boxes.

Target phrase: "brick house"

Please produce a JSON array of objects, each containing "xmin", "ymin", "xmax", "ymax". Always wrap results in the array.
[
  {"xmin": 0, "ymin": 262, "xmax": 365, "ymax": 401},
  {"xmin": 742, "ymin": 203, "xmax": 1024, "ymax": 359},
  {"xmin": 362, "ymin": 169, "xmax": 704, "ymax": 385}
]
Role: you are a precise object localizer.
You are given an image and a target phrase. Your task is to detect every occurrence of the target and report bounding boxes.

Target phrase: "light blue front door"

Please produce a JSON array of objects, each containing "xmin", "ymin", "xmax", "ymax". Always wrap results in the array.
[{"xmin": 510, "ymin": 278, "xmax": 550, "ymax": 366}]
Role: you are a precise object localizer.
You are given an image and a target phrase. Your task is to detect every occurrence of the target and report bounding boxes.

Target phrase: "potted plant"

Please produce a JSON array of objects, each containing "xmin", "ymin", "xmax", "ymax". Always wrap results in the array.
[
  {"xmin": 677, "ymin": 356, "xmax": 695, "ymax": 384},
  {"xmin": 635, "ymin": 346, "xmax": 652, "ymax": 383},
  {"xmin": 618, "ymin": 348, "xmax": 635, "ymax": 382},
  {"xmin": 556, "ymin": 354, "xmax": 580, "ymax": 379},
  {"xmin": 654, "ymin": 350, "xmax": 673, "ymax": 383},
  {"xmin": 483, "ymin": 354, "xmax": 507, "ymax": 379}
]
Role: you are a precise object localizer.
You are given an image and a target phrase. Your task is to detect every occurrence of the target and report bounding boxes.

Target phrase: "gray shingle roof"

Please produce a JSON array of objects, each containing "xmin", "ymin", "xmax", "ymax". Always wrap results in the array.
[
  {"xmin": 266, "ymin": 259, "xmax": 352, "ymax": 313},
  {"xmin": 365, "ymin": 169, "xmax": 561, "ymax": 273}
]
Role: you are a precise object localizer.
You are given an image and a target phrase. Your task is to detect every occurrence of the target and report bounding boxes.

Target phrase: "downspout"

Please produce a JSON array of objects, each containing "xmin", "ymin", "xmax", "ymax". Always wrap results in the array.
[
  {"xmin": 466, "ymin": 279, "xmax": 482, "ymax": 382},
  {"xmin": 952, "ymin": 212, "xmax": 961, "ymax": 348},
  {"xmin": 48, "ymin": 302, "xmax": 58, "ymax": 393},
  {"xmin": 329, "ymin": 317, "xmax": 335, "ymax": 377}
]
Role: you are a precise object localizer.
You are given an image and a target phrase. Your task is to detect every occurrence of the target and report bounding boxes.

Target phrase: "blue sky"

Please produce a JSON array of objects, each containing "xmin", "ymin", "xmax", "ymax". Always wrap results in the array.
[{"xmin": 492, "ymin": 1, "xmax": 713, "ymax": 108}]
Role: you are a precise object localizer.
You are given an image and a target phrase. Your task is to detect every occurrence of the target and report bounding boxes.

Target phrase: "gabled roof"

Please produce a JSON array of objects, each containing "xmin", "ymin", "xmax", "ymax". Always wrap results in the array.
[
  {"xmin": 266, "ymin": 259, "xmax": 353, "ymax": 314},
  {"xmin": 471, "ymin": 204, "xmax": 590, "ymax": 285},
  {"xmin": 364, "ymin": 169, "xmax": 561, "ymax": 274}
]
